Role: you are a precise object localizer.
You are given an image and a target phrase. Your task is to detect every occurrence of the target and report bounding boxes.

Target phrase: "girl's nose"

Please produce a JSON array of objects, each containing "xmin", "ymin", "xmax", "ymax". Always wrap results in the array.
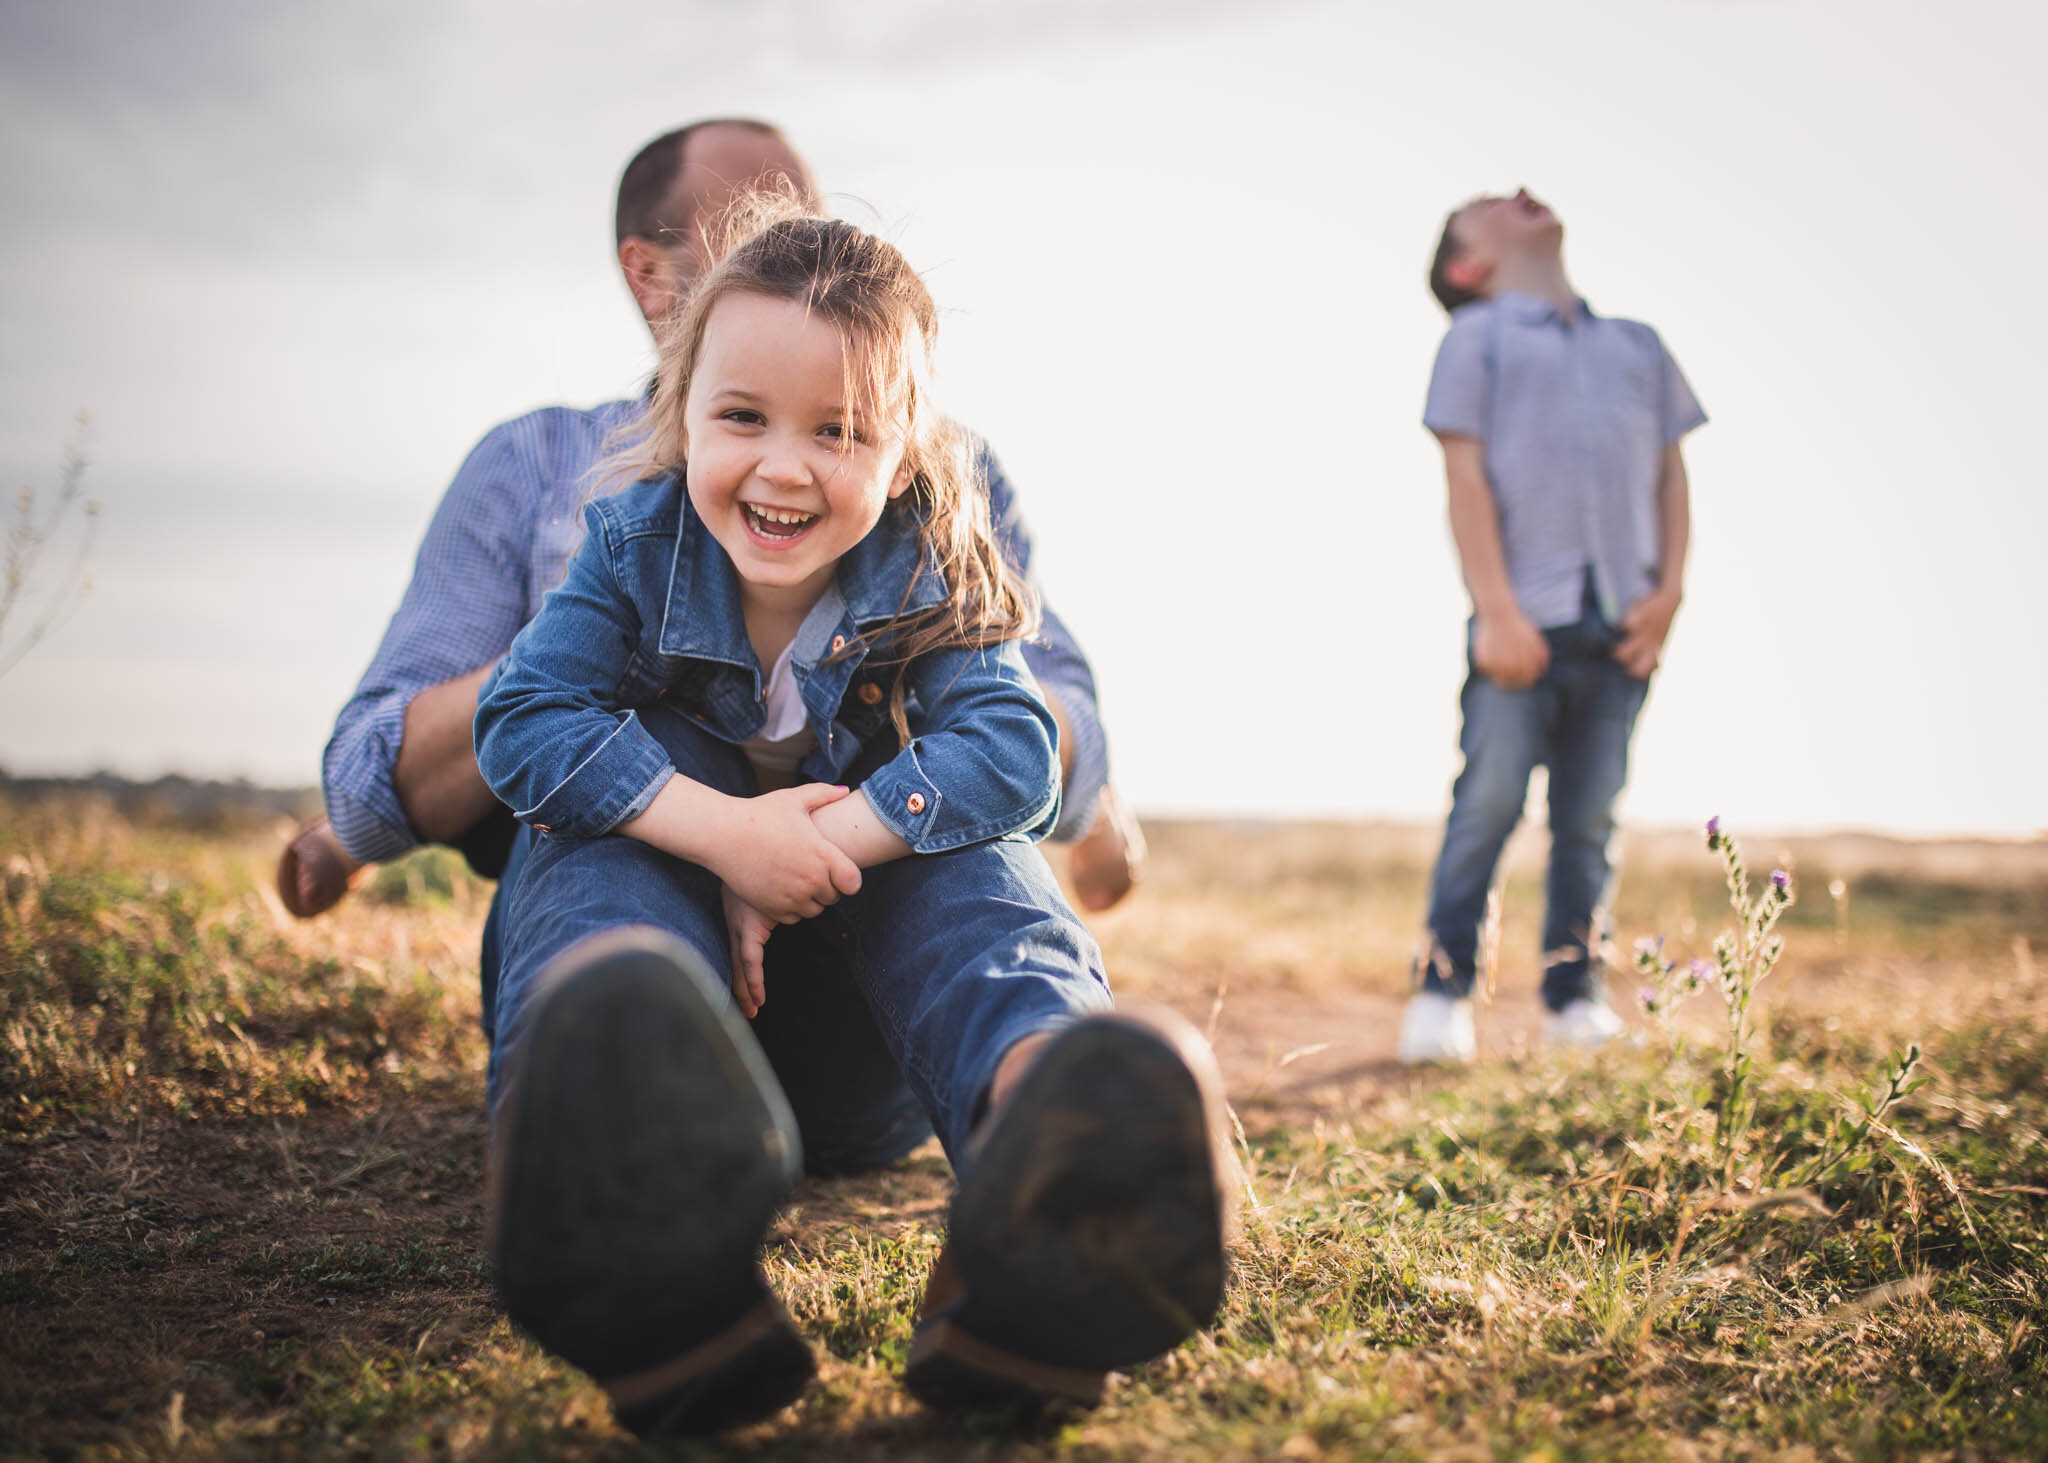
[{"xmin": 757, "ymin": 439, "xmax": 811, "ymax": 488}]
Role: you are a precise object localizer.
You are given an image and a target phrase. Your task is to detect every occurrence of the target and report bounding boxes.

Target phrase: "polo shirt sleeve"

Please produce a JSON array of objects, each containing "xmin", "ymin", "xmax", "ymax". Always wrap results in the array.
[
  {"xmin": 1422, "ymin": 310, "xmax": 1491, "ymax": 442},
  {"xmin": 1655, "ymin": 332, "xmax": 1708, "ymax": 445}
]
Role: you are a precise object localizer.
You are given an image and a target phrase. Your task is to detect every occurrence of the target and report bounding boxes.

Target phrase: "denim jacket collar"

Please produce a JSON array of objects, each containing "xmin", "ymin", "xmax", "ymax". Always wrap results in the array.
[{"xmin": 654, "ymin": 473, "xmax": 950, "ymax": 676}]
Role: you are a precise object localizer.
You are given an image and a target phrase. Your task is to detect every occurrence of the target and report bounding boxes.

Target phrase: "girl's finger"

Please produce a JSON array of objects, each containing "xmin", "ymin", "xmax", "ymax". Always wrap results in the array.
[
  {"xmin": 742, "ymin": 931, "xmax": 768, "ymax": 1012},
  {"xmin": 729, "ymin": 944, "xmax": 754, "ymax": 1016},
  {"xmin": 793, "ymin": 782, "xmax": 853, "ymax": 813}
]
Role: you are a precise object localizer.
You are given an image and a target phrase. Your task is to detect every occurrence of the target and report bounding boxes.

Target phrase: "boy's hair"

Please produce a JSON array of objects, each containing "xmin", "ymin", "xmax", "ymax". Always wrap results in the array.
[
  {"xmin": 613, "ymin": 119, "xmax": 791, "ymax": 251},
  {"xmin": 1428, "ymin": 209, "xmax": 1481, "ymax": 314},
  {"xmin": 603, "ymin": 192, "xmax": 1038, "ymax": 744}
]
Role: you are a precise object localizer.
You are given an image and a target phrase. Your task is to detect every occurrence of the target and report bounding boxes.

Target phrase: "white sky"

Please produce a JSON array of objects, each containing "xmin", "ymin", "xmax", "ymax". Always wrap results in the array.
[{"xmin": 1, "ymin": 0, "xmax": 2043, "ymax": 836}]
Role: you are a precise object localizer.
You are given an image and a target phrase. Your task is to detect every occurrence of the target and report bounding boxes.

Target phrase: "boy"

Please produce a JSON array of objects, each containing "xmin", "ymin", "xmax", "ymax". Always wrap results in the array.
[{"xmin": 1401, "ymin": 188, "xmax": 1705, "ymax": 1065}]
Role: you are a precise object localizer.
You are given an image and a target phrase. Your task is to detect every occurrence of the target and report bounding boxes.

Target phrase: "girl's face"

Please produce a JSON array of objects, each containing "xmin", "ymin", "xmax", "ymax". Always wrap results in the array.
[{"xmin": 681, "ymin": 291, "xmax": 915, "ymax": 607}]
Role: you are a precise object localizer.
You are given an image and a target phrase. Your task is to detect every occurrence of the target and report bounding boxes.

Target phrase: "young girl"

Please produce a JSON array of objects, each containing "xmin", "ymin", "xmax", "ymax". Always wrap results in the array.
[{"xmin": 472, "ymin": 204, "xmax": 1229, "ymax": 1439}]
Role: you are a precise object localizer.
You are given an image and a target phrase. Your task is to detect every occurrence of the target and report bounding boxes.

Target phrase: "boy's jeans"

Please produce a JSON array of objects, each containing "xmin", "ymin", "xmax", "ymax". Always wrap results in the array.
[
  {"xmin": 1422, "ymin": 597, "xmax": 1650, "ymax": 1013},
  {"xmin": 482, "ymin": 713, "xmax": 1111, "ymax": 1173}
]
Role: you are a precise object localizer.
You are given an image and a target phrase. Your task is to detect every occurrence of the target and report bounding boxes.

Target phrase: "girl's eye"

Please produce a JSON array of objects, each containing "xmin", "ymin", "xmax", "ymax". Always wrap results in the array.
[
  {"xmin": 820, "ymin": 423, "xmax": 867, "ymax": 446},
  {"xmin": 722, "ymin": 409, "xmax": 765, "ymax": 426}
]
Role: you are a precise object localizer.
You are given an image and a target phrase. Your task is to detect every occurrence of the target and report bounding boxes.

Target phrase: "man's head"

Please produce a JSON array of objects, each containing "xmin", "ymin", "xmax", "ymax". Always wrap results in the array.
[
  {"xmin": 615, "ymin": 120, "xmax": 821, "ymax": 329},
  {"xmin": 1427, "ymin": 188, "xmax": 1564, "ymax": 313}
]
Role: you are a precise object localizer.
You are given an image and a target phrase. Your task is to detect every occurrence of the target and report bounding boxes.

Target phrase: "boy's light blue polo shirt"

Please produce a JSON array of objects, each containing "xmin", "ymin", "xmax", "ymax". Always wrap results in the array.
[{"xmin": 1423, "ymin": 291, "xmax": 1706, "ymax": 628}]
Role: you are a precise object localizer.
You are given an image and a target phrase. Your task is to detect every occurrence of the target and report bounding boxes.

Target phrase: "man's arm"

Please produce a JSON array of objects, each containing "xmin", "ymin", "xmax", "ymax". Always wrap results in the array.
[
  {"xmin": 392, "ymin": 664, "xmax": 498, "ymax": 842},
  {"xmin": 1613, "ymin": 443, "xmax": 1690, "ymax": 677},
  {"xmin": 1441, "ymin": 434, "xmax": 1548, "ymax": 690},
  {"xmin": 322, "ymin": 420, "xmax": 543, "ymax": 865},
  {"xmin": 978, "ymin": 444, "xmax": 1109, "ymax": 840}
]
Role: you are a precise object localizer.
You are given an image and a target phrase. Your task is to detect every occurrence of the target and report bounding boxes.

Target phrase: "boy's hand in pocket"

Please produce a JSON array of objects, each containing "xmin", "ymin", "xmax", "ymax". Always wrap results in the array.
[
  {"xmin": 1473, "ymin": 609, "xmax": 1550, "ymax": 690},
  {"xmin": 1614, "ymin": 589, "xmax": 1680, "ymax": 678}
]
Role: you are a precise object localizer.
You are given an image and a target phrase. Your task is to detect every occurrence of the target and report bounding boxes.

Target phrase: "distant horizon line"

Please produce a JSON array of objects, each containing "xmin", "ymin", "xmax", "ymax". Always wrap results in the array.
[{"xmin": 2, "ymin": 766, "xmax": 2039, "ymax": 847}]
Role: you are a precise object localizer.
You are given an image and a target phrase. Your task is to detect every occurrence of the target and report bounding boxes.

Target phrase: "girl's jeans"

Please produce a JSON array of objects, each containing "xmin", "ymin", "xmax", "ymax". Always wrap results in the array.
[
  {"xmin": 1422, "ymin": 596, "xmax": 1650, "ymax": 1013},
  {"xmin": 480, "ymin": 714, "xmax": 1111, "ymax": 1173}
]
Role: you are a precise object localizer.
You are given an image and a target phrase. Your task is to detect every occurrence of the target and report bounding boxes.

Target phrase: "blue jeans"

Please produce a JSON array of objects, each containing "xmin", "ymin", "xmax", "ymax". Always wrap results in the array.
[
  {"xmin": 480, "ymin": 715, "xmax": 1110, "ymax": 1173},
  {"xmin": 1422, "ymin": 600, "xmax": 1649, "ymax": 1011}
]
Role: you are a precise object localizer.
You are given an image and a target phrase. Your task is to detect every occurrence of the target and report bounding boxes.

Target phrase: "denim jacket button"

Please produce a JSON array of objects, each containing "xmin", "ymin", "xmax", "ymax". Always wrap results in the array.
[
  {"xmin": 857, "ymin": 682, "xmax": 882, "ymax": 706},
  {"xmin": 831, "ymin": 634, "xmax": 846, "ymax": 653},
  {"xmin": 905, "ymin": 792, "xmax": 926, "ymax": 815},
  {"xmin": 532, "ymin": 823, "xmax": 551, "ymax": 833}
]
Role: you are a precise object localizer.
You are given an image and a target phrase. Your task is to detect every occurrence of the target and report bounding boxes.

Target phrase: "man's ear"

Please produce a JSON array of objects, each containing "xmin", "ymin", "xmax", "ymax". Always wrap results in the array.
[{"xmin": 619, "ymin": 237, "xmax": 675, "ymax": 326}]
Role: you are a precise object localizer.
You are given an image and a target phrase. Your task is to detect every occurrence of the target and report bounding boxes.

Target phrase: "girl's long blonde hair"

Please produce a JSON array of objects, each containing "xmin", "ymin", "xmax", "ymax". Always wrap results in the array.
[{"xmin": 600, "ymin": 193, "xmax": 1038, "ymax": 742}]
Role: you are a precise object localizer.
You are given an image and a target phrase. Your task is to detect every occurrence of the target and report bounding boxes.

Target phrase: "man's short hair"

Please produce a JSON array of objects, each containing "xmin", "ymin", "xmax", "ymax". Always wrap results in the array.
[
  {"xmin": 613, "ymin": 118, "xmax": 791, "ymax": 250},
  {"xmin": 1428, "ymin": 209, "xmax": 1481, "ymax": 314}
]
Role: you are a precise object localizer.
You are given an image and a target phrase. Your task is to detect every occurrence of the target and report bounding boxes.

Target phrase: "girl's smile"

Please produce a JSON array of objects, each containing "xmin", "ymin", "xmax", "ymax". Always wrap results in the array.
[{"xmin": 739, "ymin": 502, "xmax": 818, "ymax": 545}]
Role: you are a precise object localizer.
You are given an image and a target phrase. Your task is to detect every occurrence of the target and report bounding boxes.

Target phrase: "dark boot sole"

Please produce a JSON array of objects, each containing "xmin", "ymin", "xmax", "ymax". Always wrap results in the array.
[
  {"xmin": 906, "ymin": 1012, "xmax": 1230, "ymax": 1410},
  {"xmin": 491, "ymin": 927, "xmax": 810, "ymax": 1435}
]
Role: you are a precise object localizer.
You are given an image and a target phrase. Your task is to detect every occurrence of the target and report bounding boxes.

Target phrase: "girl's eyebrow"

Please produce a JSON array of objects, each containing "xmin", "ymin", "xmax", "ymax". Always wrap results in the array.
[{"xmin": 706, "ymin": 385, "xmax": 852, "ymax": 415}]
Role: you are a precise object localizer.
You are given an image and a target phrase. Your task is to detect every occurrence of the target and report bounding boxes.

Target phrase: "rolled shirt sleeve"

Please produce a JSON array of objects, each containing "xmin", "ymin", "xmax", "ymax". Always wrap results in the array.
[
  {"xmin": 321, "ymin": 424, "xmax": 539, "ymax": 864},
  {"xmin": 473, "ymin": 500, "xmax": 676, "ymax": 842},
  {"xmin": 1422, "ymin": 308, "xmax": 1492, "ymax": 441},
  {"xmin": 978, "ymin": 444, "xmax": 1109, "ymax": 840}
]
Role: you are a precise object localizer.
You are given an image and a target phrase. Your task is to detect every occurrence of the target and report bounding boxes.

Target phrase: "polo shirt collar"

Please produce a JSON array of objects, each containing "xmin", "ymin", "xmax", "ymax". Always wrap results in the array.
[{"xmin": 1496, "ymin": 290, "xmax": 1596, "ymax": 325}]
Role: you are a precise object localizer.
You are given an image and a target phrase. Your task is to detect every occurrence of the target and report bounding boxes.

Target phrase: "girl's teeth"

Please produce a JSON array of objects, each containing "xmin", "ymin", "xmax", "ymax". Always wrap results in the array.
[{"xmin": 746, "ymin": 505, "xmax": 815, "ymax": 531}]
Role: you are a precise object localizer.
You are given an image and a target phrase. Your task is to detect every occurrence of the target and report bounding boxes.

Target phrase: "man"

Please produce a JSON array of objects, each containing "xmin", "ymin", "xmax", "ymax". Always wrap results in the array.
[{"xmin": 283, "ymin": 120, "xmax": 1143, "ymax": 928}]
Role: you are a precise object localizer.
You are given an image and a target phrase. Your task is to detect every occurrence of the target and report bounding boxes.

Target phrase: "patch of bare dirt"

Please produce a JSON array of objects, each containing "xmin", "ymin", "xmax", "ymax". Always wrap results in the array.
[{"xmin": 0, "ymin": 1100, "xmax": 497, "ymax": 1453}]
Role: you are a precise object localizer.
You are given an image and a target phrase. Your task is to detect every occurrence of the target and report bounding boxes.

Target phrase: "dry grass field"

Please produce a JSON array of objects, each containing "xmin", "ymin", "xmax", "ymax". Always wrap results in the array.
[{"xmin": 3, "ymin": 793, "xmax": 2045, "ymax": 1460}]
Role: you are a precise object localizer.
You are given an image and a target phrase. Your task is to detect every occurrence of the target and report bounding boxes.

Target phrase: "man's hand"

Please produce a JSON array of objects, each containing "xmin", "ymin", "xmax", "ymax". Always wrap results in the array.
[
  {"xmin": 707, "ymin": 783, "xmax": 864, "ymax": 923},
  {"xmin": 1613, "ymin": 588, "xmax": 1681, "ymax": 678},
  {"xmin": 722, "ymin": 884, "xmax": 775, "ymax": 1018},
  {"xmin": 1472, "ymin": 608, "xmax": 1551, "ymax": 690}
]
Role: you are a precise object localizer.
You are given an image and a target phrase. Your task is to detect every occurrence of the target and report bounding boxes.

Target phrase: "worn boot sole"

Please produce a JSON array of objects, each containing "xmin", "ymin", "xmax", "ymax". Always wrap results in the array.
[
  {"xmin": 906, "ymin": 1010, "xmax": 1231, "ymax": 1412},
  {"xmin": 491, "ymin": 927, "xmax": 812, "ymax": 1437}
]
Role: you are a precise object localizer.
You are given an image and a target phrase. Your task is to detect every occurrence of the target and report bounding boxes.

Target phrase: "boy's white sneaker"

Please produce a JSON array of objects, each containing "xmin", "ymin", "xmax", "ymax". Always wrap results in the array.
[
  {"xmin": 1397, "ymin": 992, "xmax": 1477, "ymax": 1066},
  {"xmin": 1543, "ymin": 997, "xmax": 1627, "ymax": 1051}
]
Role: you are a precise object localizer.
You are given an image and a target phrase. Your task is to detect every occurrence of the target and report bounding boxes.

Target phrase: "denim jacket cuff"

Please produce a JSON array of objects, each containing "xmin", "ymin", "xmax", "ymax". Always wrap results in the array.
[
  {"xmin": 516, "ymin": 711, "xmax": 674, "ymax": 839},
  {"xmin": 862, "ymin": 747, "xmax": 1060, "ymax": 854},
  {"xmin": 861, "ymin": 747, "xmax": 948, "ymax": 851}
]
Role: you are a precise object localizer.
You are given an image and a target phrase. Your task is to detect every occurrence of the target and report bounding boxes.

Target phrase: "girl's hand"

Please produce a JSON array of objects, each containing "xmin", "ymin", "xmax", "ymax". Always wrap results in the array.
[
  {"xmin": 710, "ymin": 783, "xmax": 864, "ymax": 922},
  {"xmin": 722, "ymin": 883, "xmax": 774, "ymax": 1018}
]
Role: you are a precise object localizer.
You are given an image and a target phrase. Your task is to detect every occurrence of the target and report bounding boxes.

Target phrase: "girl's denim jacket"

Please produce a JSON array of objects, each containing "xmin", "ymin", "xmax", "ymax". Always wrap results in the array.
[{"xmin": 474, "ymin": 473, "xmax": 1062, "ymax": 854}]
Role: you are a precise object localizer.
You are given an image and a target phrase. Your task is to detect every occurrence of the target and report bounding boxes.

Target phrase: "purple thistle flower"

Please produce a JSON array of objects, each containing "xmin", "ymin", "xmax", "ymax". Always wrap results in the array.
[
  {"xmin": 1771, "ymin": 869, "xmax": 1791, "ymax": 891},
  {"xmin": 1638, "ymin": 987, "xmax": 1659, "ymax": 1014},
  {"xmin": 1689, "ymin": 958, "xmax": 1716, "ymax": 987},
  {"xmin": 1706, "ymin": 815, "xmax": 1721, "ymax": 838}
]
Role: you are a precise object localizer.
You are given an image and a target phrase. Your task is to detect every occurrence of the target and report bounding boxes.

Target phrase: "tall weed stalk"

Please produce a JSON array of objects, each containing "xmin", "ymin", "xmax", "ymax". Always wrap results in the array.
[{"xmin": 1635, "ymin": 818, "xmax": 1919, "ymax": 1194}]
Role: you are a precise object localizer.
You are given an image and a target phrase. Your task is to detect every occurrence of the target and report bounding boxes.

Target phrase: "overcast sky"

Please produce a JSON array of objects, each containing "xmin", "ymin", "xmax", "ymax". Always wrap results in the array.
[{"xmin": 1, "ymin": 0, "xmax": 2043, "ymax": 837}]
